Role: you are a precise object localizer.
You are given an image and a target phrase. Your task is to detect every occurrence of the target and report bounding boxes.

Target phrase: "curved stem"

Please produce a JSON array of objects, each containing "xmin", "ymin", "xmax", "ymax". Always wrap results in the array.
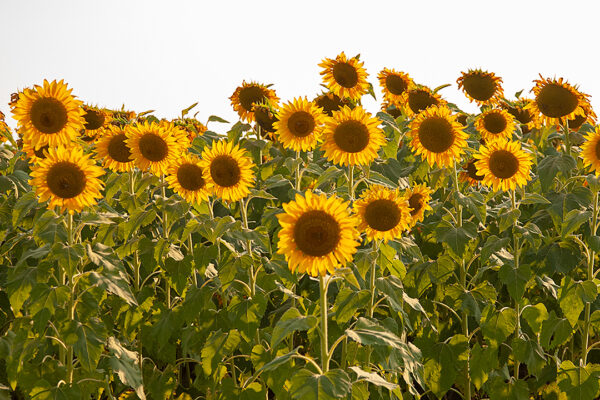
[{"xmin": 319, "ymin": 275, "xmax": 330, "ymax": 372}]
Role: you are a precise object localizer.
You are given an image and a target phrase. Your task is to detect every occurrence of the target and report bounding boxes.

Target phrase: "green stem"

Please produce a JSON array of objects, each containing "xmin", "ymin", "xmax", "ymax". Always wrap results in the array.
[
  {"xmin": 161, "ymin": 175, "xmax": 171, "ymax": 309},
  {"xmin": 319, "ymin": 275, "xmax": 330, "ymax": 372},
  {"xmin": 295, "ymin": 151, "xmax": 301, "ymax": 191},
  {"xmin": 240, "ymin": 198, "xmax": 255, "ymax": 297},
  {"xmin": 583, "ymin": 189, "xmax": 599, "ymax": 364},
  {"xmin": 563, "ymin": 118, "xmax": 571, "ymax": 157},
  {"xmin": 511, "ymin": 189, "xmax": 521, "ymax": 378},
  {"xmin": 348, "ymin": 165, "xmax": 355, "ymax": 201},
  {"xmin": 66, "ymin": 213, "xmax": 75, "ymax": 385},
  {"xmin": 368, "ymin": 240, "xmax": 380, "ymax": 318}
]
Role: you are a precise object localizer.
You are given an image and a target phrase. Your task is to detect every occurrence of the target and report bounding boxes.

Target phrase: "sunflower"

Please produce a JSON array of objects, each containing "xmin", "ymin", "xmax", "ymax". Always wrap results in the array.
[
  {"xmin": 174, "ymin": 118, "xmax": 208, "ymax": 142},
  {"xmin": 166, "ymin": 153, "xmax": 211, "ymax": 205},
  {"xmin": 526, "ymin": 75, "xmax": 589, "ymax": 126},
  {"xmin": 321, "ymin": 105, "xmax": 385, "ymax": 166},
  {"xmin": 502, "ymin": 99, "xmax": 540, "ymax": 134},
  {"xmin": 404, "ymin": 184, "xmax": 433, "ymax": 225},
  {"xmin": 474, "ymin": 139, "xmax": 533, "ymax": 192},
  {"xmin": 580, "ymin": 126, "xmax": 600, "ymax": 175},
  {"xmin": 277, "ymin": 191, "xmax": 360, "ymax": 277},
  {"xmin": 313, "ymin": 92, "xmax": 352, "ymax": 117},
  {"xmin": 353, "ymin": 185, "xmax": 411, "ymax": 243},
  {"xmin": 95, "ymin": 125, "xmax": 135, "ymax": 172},
  {"xmin": 11, "ymin": 79, "xmax": 84, "ymax": 149},
  {"xmin": 29, "ymin": 146, "xmax": 104, "ymax": 214},
  {"xmin": 407, "ymin": 105, "xmax": 468, "ymax": 168},
  {"xmin": 457, "ymin": 69, "xmax": 504, "ymax": 106},
  {"xmin": 319, "ymin": 52, "xmax": 369, "ymax": 101},
  {"xmin": 0, "ymin": 120, "xmax": 9, "ymax": 143},
  {"xmin": 21, "ymin": 139, "xmax": 50, "ymax": 164},
  {"xmin": 456, "ymin": 113, "xmax": 469, "ymax": 126},
  {"xmin": 125, "ymin": 121, "xmax": 184, "ymax": 176},
  {"xmin": 475, "ymin": 109, "xmax": 516, "ymax": 142},
  {"xmin": 274, "ymin": 97, "xmax": 326, "ymax": 152},
  {"xmin": 230, "ymin": 81, "xmax": 279, "ymax": 123},
  {"xmin": 252, "ymin": 103, "xmax": 279, "ymax": 139},
  {"xmin": 82, "ymin": 105, "xmax": 107, "ymax": 132},
  {"xmin": 460, "ymin": 159, "xmax": 485, "ymax": 186},
  {"xmin": 568, "ymin": 98, "xmax": 596, "ymax": 131},
  {"xmin": 403, "ymin": 86, "xmax": 445, "ymax": 117},
  {"xmin": 199, "ymin": 140, "xmax": 255, "ymax": 202},
  {"xmin": 378, "ymin": 68, "xmax": 413, "ymax": 105},
  {"xmin": 381, "ymin": 101, "xmax": 404, "ymax": 119},
  {"xmin": 159, "ymin": 120, "xmax": 191, "ymax": 149}
]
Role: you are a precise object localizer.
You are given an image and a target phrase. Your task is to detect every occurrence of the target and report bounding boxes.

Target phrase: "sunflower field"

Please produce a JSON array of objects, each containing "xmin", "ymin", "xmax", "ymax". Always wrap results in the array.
[{"xmin": 2, "ymin": 53, "xmax": 600, "ymax": 400}]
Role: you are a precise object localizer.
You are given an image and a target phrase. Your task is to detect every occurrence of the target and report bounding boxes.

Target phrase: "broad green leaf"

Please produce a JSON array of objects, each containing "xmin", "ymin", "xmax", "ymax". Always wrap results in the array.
[
  {"xmin": 271, "ymin": 307, "xmax": 317, "ymax": 348},
  {"xmin": 469, "ymin": 342, "xmax": 497, "ymax": 390},
  {"xmin": 481, "ymin": 306, "xmax": 517, "ymax": 347},
  {"xmin": 107, "ymin": 337, "xmax": 146, "ymax": 400},
  {"xmin": 12, "ymin": 191, "xmax": 37, "ymax": 227},
  {"xmin": 28, "ymin": 283, "xmax": 69, "ymax": 315},
  {"xmin": 201, "ymin": 329, "xmax": 241, "ymax": 376},
  {"xmin": 538, "ymin": 153, "xmax": 576, "ymax": 190},
  {"xmin": 520, "ymin": 192, "xmax": 551, "ymax": 205},
  {"xmin": 422, "ymin": 337, "xmax": 467, "ymax": 398},
  {"xmin": 64, "ymin": 318, "xmax": 106, "ymax": 372},
  {"xmin": 499, "ymin": 208, "xmax": 521, "ymax": 232},
  {"xmin": 540, "ymin": 311, "xmax": 573, "ymax": 349},
  {"xmin": 333, "ymin": 288, "xmax": 370, "ymax": 326},
  {"xmin": 53, "ymin": 242, "xmax": 85, "ymax": 277},
  {"xmin": 498, "ymin": 264, "xmax": 531, "ymax": 301},
  {"xmin": 227, "ymin": 294, "xmax": 267, "ymax": 341},
  {"xmin": 481, "ymin": 235, "xmax": 510, "ymax": 261},
  {"xmin": 208, "ymin": 115, "xmax": 229, "ymax": 123},
  {"xmin": 487, "ymin": 375, "xmax": 529, "ymax": 400},
  {"xmin": 348, "ymin": 366, "xmax": 397, "ymax": 390},
  {"xmin": 522, "ymin": 303, "xmax": 549, "ymax": 334},
  {"xmin": 434, "ymin": 220, "xmax": 477, "ymax": 256},
  {"xmin": 561, "ymin": 210, "xmax": 592, "ymax": 237},
  {"xmin": 289, "ymin": 368, "xmax": 351, "ymax": 400},
  {"xmin": 558, "ymin": 276, "xmax": 587, "ymax": 327},
  {"xmin": 512, "ymin": 337, "xmax": 546, "ymax": 375},
  {"xmin": 557, "ymin": 360, "xmax": 600, "ymax": 400},
  {"xmin": 122, "ymin": 208, "xmax": 157, "ymax": 240}
]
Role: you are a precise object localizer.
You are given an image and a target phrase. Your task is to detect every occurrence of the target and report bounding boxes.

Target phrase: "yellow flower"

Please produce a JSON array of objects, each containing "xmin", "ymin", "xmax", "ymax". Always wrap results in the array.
[
  {"xmin": 230, "ymin": 81, "xmax": 279, "ymax": 123},
  {"xmin": 378, "ymin": 68, "xmax": 413, "ymax": 105},
  {"xmin": 199, "ymin": 140, "xmax": 255, "ymax": 202},
  {"xmin": 82, "ymin": 105, "xmax": 107, "ymax": 134},
  {"xmin": 11, "ymin": 79, "xmax": 84, "ymax": 149},
  {"xmin": 166, "ymin": 153, "xmax": 212, "ymax": 205},
  {"xmin": 125, "ymin": 121, "xmax": 184, "ymax": 176},
  {"xmin": 581, "ymin": 126, "xmax": 600, "ymax": 175},
  {"xmin": 460, "ymin": 159, "xmax": 485, "ymax": 186},
  {"xmin": 29, "ymin": 146, "xmax": 104, "ymax": 214},
  {"xmin": 407, "ymin": 105, "xmax": 468, "ymax": 168},
  {"xmin": 501, "ymin": 99, "xmax": 541, "ymax": 134},
  {"xmin": 274, "ymin": 97, "xmax": 326, "ymax": 152},
  {"xmin": 353, "ymin": 185, "xmax": 411, "ymax": 243},
  {"xmin": 568, "ymin": 98, "xmax": 596, "ymax": 131},
  {"xmin": 277, "ymin": 191, "xmax": 360, "ymax": 277},
  {"xmin": 474, "ymin": 139, "xmax": 533, "ymax": 192},
  {"xmin": 526, "ymin": 75, "xmax": 589, "ymax": 126},
  {"xmin": 21, "ymin": 138, "xmax": 51, "ymax": 164},
  {"xmin": 403, "ymin": 86, "xmax": 446, "ymax": 117},
  {"xmin": 475, "ymin": 109, "xmax": 516, "ymax": 143},
  {"xmin": 313, "ymin": 92, "xmax": 352, "ymax": 117},
  {"xmin": 405, "ymin": 184, "xmax": 433, "ymax": 225},
  {"xmin": 321, "ymin": 105, "xmax": 385, "ymax": 166},
  {"xmin": 457, "ymin": 69, "xmax": 504, "ymax": 106},
  {"xmin": 319, "ymin": 52, "xmax": 369, "ymax": 101},
  {"xmin": 95, "ymin": 125, "xmax": 135, "ymax": 172},
  {"xmin": 252, "ymin": 103, "xmax": 279, "ymax": 140}
]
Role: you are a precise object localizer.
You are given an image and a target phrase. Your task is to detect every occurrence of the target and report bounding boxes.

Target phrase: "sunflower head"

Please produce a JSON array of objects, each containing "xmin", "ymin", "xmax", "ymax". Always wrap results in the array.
[
  {"xmin": 273, "ymin": 97, "xmax": 326, "ymax": 152},
  {"xmin": 407, "ymin": 105, "xmax": 468, "ymax": 168},
  {"xmin": 199, "ymin": 140, "xmax": 255, "ymax": 202},
  {"xmin": 174, "ymin": 118, "xmax": 208, "ymax": 143},
  {"xmin": 82, "ymin": 105, "xmax": 107, "ymax": 132},
  {"xmin": 313, "ymin": 92, "xmax": 353, "ymax": 117},
  {"xmin": 166, "ymin": 153, "xmax": 212, "ymax": 205},
  {"xmin": 321, "ymin": 105, "xmax": 386, "ymax": 166},
  {"xmin": 378, "ymin": 68, "xmax": 413, "ymax": 104},
  {"xmin": 11, "ymin": 80, "xmax": 85, "ymax": 149},
  {"xmin": 457, "ymin": 69, "xmax": 504, "ymax": 105},
  {"xmin": 502, "ymin": 99, "xmax": 541, "ymax": 134},
  {"xmin": 460, "ymin": 159, "xmax": 485, "ymax": 186},
  {"xmin": 475, "ymin": 109, "xmax": 516, "ymax": 143},
  {"xmin": 318, "ymin": 52, "xmax": 369, "ymax": 101},
  {"xmin": 251, "ymin": 102, "xmax": 279, "ymax": 140},
  {"xmin": 568, "ymin": 98, "xmax": 597, "ymax": 131},
  {"xmin": 527, "ymin": 75, "xmax": 589, "ymax": 125},
  {"xmin": 277, "ymin": 191, "xmax": 360, "ymax": 277},
  {"xmin": 29, "ymin": 145, "xmax": 105, "ymax": 214},
  {"xmin": 125, "ymin": 121, "xmax": 184, "ymax": 176},
  {"xmin": 581, "ymin": 126, "xmax": 600, "ymax": 175},
  {"xmin": 230, "ymin": 81, "xmax": 279, "ymax": 123},
  {"xmin": 474, "ymin": 139, "xmax": 533, "ymax": 192},
  {"xmin": 95, "ymin": 125, "xmax": 135, "ymax": 172},
  {"xmin": 354, "ymin": 185, "xmax": 411, "ymax": 243},
  {"xmin": 21, "ymin": 138, "xmax": 51, "ymax": 164},
  {"xmin": 403, "ymin": 86, "xmax": 445, "ymax": 117},
  {"xmin": 381, "ymin": 102, "xmax": 404, "ymax": 119},
  {"xmin": 405, "ymin": 184, "xmax": 433, "ymax": 226}
]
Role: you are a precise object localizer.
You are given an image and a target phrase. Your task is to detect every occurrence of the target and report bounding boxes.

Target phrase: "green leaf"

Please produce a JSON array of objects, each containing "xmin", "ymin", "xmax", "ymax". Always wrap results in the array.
[
  {"xmin": 512, "ymin": 337, "xmax": 546, "ymax": 375},
  {"xmin": 469, "ymin": 343, "xmax": 497, "ymax": 390},
  {"xmin": 540, "ymin": 311, "xmax": 573, "ymax": 349},
  {"xmin": 588, "ymin": 236, "xmax": 600, "ymax": 253},
  {"xmin": 86, "ymin": 243, "xmax": 137, "ymax": 306},
  {"xmin": 487, "ymin": 376, "xmax": 530, "ymax": 400},
  {"xmin": 558, "ymin": 276, "xmax": 587, "ymax": 327},
  {"xmin": 122, "ymin": 208, "xmax": 157, "ymax": 240},
  {"xmin": 423, "ymin": 339, "xmax": 464, "ymax": 398},
  {"xmin": 333, "ymin": 288, "xmax": 370, "ymax": 326},
  {"xmin": 522, "ymin": 303, "xmax": 549, "ymax": 334},
  {"xmin": 12, "ymin": 191, "xmax": 37, "ymax": 227},
  {"xmin": 107, "ymin": 337, "xmax": 146, "ymax": 400},
  {"xmin": 557, "ymin": 360, "xmax": 600, "ymax": 400},
  {"xmin": 64, "ymin": 318, "xmax": 106, "ymax": 372},
  {"xmin": 227, "ymin": 294, "xmax": 267, "ymax": 341},
  {"xmin": 538, "ymin": 153, "xmax": 576, "ymax": 190},
  {"xmin": 481, "ymin": 306, "xmax": 517, "ymax": 347},
  {"xmin": 561, "ymin": 210, "xmax": 592, "ymax": 237},
  {"xmin": 33, "ymin": 209, "xmax": 67, "ymax": 244},
  {"xmin": 435, "ymin": 220, "xmax": 477, "ymax": 256},
  {"xmin": 348, "ymin": 366, "xmax": 397, "ymax": 390},
  {"xmin": 28, "ymin": 283, "xmax": 69, "ymax": 315},
  {"xmin": 499, "ymin": 208, "xmax": 521, "ymax": 232},
  {"xmin": 201, "ymin": 329, "xmax": 241, "ymax": 376},
  {"xmin": 208, "ymin": 115, "xmax": 229, "ymax": 123},
  {"xmin": 289, "ymin": 369, "xmax": 351, "ymax": 400},
  {"xmin": 520, "ymin": 192, "xmax": 551, "ymax": 205},
  {"xmin": 498, "ymin": 264, "xmax": 531, "ymax": 301},
  {"xmin": 53, "ymin": 242, "xmax": 85, "ymax": 277},
  {"xmin": 271, "ymin": 308, "xmax": 317, "ymax": 349},
  {"xmin": 164, "ymin": 255, "xmax": 193, "ymax": 294},
  {"xmin": 481, "ymin": 235, "xmax": 510, "ymax": 261}
]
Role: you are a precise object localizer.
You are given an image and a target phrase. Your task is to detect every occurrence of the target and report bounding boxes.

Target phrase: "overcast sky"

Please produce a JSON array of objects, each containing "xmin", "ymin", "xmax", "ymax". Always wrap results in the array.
[{"xmin": 1, "ymin": 0, "xmax": 599, "ymax": 131}]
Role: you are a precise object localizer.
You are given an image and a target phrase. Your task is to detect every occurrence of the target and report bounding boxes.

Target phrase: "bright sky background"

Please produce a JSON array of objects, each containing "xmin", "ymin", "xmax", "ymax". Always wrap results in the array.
[{"xmin": 1, "ymin": 0, "xmax": 599, "ymax": 131}]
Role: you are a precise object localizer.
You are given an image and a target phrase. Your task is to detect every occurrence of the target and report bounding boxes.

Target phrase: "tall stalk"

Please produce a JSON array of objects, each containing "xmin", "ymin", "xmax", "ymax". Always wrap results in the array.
[
  {"xmin": 161, "ymin": 175, "xmax": 171, "ymax": 309},
  {"xmin": 348, "ymin": 165, "xmax": 355, "ymax": 201},
  {"xmin": 510, "ymin": 189, "xmax": 521, "ymax": 379},
  {"xmin": 66, "ymin": 213, "xmax": 75, "ymax": 385},
  {"xmin": 583, "ymin": 189, "xmax": 599, "ymax": 364},
  {"xmin": 240, "ymin": 197, "xmax": 255, "ymax": 297},
  {"xmin": 295, "ymin": 151, "xmax": 301, "ymax": 191},
  {"xmin": 319, "ymin": 275, "xmax": 330, "ymax": 372},
  {"xmin": 562, "ymin": 118, "xmax": 571, "ymax": 156},
  {"xmin": 368, "ymin": 240, "xmax": 380, "ymax": 318}
]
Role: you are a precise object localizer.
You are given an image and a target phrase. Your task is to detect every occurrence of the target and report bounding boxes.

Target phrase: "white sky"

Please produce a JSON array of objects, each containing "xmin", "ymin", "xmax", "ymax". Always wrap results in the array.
[{"xmin": 1, "ymin": 0, "xmax": 600, "ymax": 131}]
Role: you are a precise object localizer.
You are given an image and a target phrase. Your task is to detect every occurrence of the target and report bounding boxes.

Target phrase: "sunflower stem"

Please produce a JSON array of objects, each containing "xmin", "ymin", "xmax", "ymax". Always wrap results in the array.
[
  {"xmin": 368, "ymin": 240, "xmax": 380, "ymax": 318},
  {"xmin": 510, "ymin": 189, "xmax": 522, "ymax": 379},
  {"xmin": 295, "ymin": 151, "xmax": 301, "ymax": 191},
  {"xmin": 240, "ymin": 197, "xmax": 255, "ymax": 297},
  {"xmin": 348, "ymin": 165, "xmax": 355, "ymax": 201},
  {"xmin": 161, "ymin": 175, "xmax": 171, "ymax": 309},
  {"xmin": 256, "ymin": 125, "xmax": 263, "ymax": 166},
  {"xmin": 66, "ymin": 213, "xmax": 75, "ymax": 385},
  {"xmin": 319, "ymin": 275, "xmax": 330, "ymax": 372},
  {"xmin": 583, "ymin": 189, "xmax": 599, "ymax": 365},
  {"xmin": 562, "ymin": 118, "xmax": 571, "ymax": 157}
]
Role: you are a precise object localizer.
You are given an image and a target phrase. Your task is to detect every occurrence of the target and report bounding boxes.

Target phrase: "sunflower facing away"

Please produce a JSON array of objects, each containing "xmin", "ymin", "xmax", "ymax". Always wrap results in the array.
[
  {"xmin": 457, "ymin": 69, "xmax": 504, "ymax": 106},
  {"xmin": 277, "ymin": 191, "xmax": 360, "ymax": 277},
  {"xmin": 580, "ymin": 126, "xmax": 600, "ymax": 175},
  {"xmin": 199, "ymin": 140, "xmax": 255, "ymax": 202},
  {"xmin": 526, "ymin": 75, "xmax": 589, "ymax": 126},
  {"xmin": 166, "ymin": 153, "xmax": 212, "ymax": 205},
  {"xmin": 313, "ymin": 92, "xmax": 352, "ymax": 117},
  {"xmin": 82, "ymin": 105, "xmax": 107, "ymax": 141},
  {"xmin": 381, "ymin": 101, "xmax": 404, "ymax": 119},
  {"xmin": 474, "ymin": 139, "xmax": 533, "ymax": 192},
  {"xmin": 274, "ymin": 97, "xmax": 326, "ymax": 152},
  {"xmin": 378, "ymin": 68, "xmax": 413, "ymax": 105},
  {"xmin": 11, "ymin": 79, "xmax": 85, "ymax": 149},
  {"xmin": 125, "ymin": 121, "xmax": 184, "ymax": 176},
  {"xmin": 354, "ymin": 185, "xmax": 412, "ymax": 243},
  {"xmin": 408, "ymin": 105, "xmax": 468, "ymax": 168},
  {"xmin": 460, "ymin": 159, "xmax": 485, "ymax": 186},
  {"xmin": 230, "ymin": 81, "xmax": 279, "ymax": 123},
  {"xmin": 502, "ymin": 99, "xmax": 540, "ymax": 134},
  {"xmin": 404, "ymin": 184, "xmax": 433, "ymax": 226},
  {"xmin": 252, "ymin": 103, "xmax": 279, "ymax": 139},
  {"xmin": 475, "ymin": 109, "xmax": 516, "ymax": 143},
  {"xmin": 568, "ymin": 98, "xmax": 597, "ymax": 131},
  {"xmin": 21, "ymin": 138, "xmax": 50, "ymax": 164},
  {"xmin": 403, "ymin": 86, "xmax": 445, "ymax": 117},
  {"xmin": 95, "ymin": 125, "xmax": 135, "ymax": 172},
  {"xmin": 319, "ymin": 52, "xmax": 369, "ymax": 101},
  {"xmin": 321, "ymin": 105, "xmax": 386, "ymax": 166},
  {"xmin": 29, "ymin": 146, "xmax": 104, "ymax": 214}
]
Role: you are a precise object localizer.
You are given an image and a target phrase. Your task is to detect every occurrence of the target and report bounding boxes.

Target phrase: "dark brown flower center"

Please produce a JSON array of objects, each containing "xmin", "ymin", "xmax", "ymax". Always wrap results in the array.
[
  {"xmin": 177, "ymin": 163, "xmax": 205, "ymax": 191},
  {"xmin": 33, "ymin": 145, "xmax": 49, "ymax": 159},
  {"xmin": 139, "ymin": 133, "xmax": 168, "ymax": 162},
  {"xmin": 333, "ymin": 120, "xmax": 369, "ymax": 153},
  {"xmin": 417, "ymin": 117, "xmax": 454, "ymax": 153},
  {"xmin": 287, "ymin": 111, "xmax": 315, "ymax": 137},
  {"xmin": 332, "ymin": 62, "xmax": 358, "ymax": 88},
  {"xmin": 568, "ymin": 114, "xmax": 586, "ymax": 131},
  {"xmin": 483, "ymin": 112, "xmax": 507, "ymax": 134},
  {"xmin": 385, "ymin": 74, "xmax": 409, "ymax": 95},
  {"xmin": 315, "ymin": 93, "xmax": 346, "ymax": 116},
  {"xmin": 83, "ymin": 109, "xmax": 105, "ymax": 130},
  {"xmin": 407, "ymin": 90, "xmax": 439, "ymax": 114},
  {"xmin": 489, "ymin": 150, "xmax": 519, "ymax": 179},
  {"xmin": 46, "ymin": 161, "xmax": 86, "ymax": 199},
  {"xmin": 386, "ymin": 105, "xmax": 403, "ymax": 119},
  {"xmin": 254, "ymin": 107, "xmax": 277, "ymax": 133},
  {"xmin": 30, "ymin": 97, "xmax": 68, "ymax": 134},
  {"xmin": 456, "ymin": 114, "xmax": 468, "ymax": 126},
  {"xmin": 293, "ymin": 210, "xmax": 340, "ymax": 257},
  {"xmin": 536, "ymin": 83, "xmax": 579, "ymax": 118},
  {"xmin": 408, "ymin": 194, "xmax": 424, "ymax": 216},
  {"xmin": 210, "ymin": 155, "xmax": 241, "ymax": 187},
  {"xmin": 462, "ymin": 73, "xmax": 497, "ymax": 101},
  {"xmin": 108, "ymin": 133, "xmax": 132, "ymax": 163},
  {"xmin": 365, "ymin": 199, "xmax": 401, "ymax": 231},
  {"xmin": 239, "ymin": 86, "xmax": 267, "ymax": 112},
  {"xmin": 465, "ymin": 160, "xmax": 484, "ymax": 181}
]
